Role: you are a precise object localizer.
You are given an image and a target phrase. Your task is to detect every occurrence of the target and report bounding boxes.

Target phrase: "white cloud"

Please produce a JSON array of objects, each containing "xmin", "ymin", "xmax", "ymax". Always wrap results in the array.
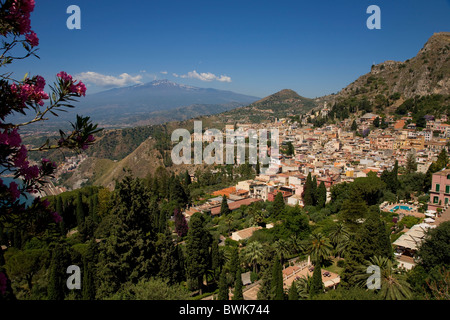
[
  {"xmin": 76, "ymin": 71, "xmax": 143, "ymax": 87},
  {"xmin": 173, "ymin": 70, "xmax": 231, "ymax": 82},
  {"xmin": 160, "ymin": 71, "xmax": 168, "ymax": 75}
]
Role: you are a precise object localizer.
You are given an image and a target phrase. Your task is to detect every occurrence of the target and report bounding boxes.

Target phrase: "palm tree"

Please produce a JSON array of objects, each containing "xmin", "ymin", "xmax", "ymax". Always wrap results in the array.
[
  {"xmin": 356, "ymin": 256, "xmax": 412, "ymax": 300},
  {"xmin": 329, "ymin": 222, "xmax": 350, "ymax": 258},
  {"xmin": 295, "ymin": 275, "xmax": 312, "ymax": 300},
  {"xmin": 273, "ymin": 239, "xmax": 291, "ymax": 265},
  {"xmin": 242, "ymin": 241, "xmax": 264, "ymax": 273},
  {"xmin": 225, "ymin": 215, "xmax": 234, "ymax": 236},
  {"xmin": 305, "ymin": 233, "xmax": 333, "ymax": 266},
  {"xmin": 287, "ymin": 234, "xmax": 305, "ymax": 256},
  {"xmin": 329, "ymin": 222, "xmax": 350, "ymax": 247}
]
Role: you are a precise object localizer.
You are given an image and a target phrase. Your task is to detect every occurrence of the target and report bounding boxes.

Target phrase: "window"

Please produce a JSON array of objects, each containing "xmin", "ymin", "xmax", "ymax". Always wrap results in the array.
[
  {"xmin": 446, "ymin": 198, "xmax": 449, "ymax": 205},
  {"xmin": 447, "ymin": 174, "xmax": 450, "ymax": 180},
  {"xmin": 447, "ymin": 185, "xmax": 450, "ymax": 194},
  {"xmin": 436, "ymin": 184, "xmax": 440, "ymax": 192},
  {"xmin": 433, "ymin": 196, "xmax": 439, "ymax": 204}
]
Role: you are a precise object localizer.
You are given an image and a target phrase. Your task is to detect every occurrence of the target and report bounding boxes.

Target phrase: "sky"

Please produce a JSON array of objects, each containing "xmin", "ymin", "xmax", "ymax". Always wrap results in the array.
[{"xmin": 8, "ymin": 0, "xmax": 450, "ymax": 99}]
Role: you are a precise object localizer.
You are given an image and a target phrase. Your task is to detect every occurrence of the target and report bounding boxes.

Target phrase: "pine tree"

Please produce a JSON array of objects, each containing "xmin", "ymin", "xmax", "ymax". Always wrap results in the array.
[
  {"xmin": 309, "ymin": 264, "xmax": 323, "ymax": 297},
  {"xmin": 271, "ymin": 257, "xmax": 284, "ymax": 300},
  {"xmin": 96, "ymin": 176, "xmax": 158, "ymax": 298},
  {"xmin": 357, "ymin": 211, "xmax": 393, "ymax": 261},
  {"xmin": 340, "ymin": 235, "xmax": 366, "ymax": 288},
  {"xmin": 255, "ymin": 159, "xmax": 260, "ymax": 175},
  {"xmin": 233, "ymin": 269, "xmax": 244, "ymax": 300},
  {"xmin": 288, "ymin": 280, "xmax": 299, "ymax": 300}
]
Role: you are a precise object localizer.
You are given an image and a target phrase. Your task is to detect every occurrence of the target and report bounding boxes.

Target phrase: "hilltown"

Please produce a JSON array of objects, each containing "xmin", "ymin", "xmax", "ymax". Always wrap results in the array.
[{"xmin": 180, "ymin": 110, "xmax": 450, "ymax": 276}]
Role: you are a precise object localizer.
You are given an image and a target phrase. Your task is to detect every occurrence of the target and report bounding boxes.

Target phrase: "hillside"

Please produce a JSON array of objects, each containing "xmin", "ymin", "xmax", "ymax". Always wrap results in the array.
[
  {"xmin": 219, "ymin": 89, "xmax": 318, "ymax": 123},
  {"xmin": 320, "ymin": 32, "xmax": 450, "ymax": 109}
]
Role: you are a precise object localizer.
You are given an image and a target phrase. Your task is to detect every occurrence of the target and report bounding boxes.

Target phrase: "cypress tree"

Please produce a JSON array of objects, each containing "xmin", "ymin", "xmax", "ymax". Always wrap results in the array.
[
  {"xmin": 220, "ymin": 195, "xmax": 231, "ymax": 216},
  {"xmin": 82, "ymin": 241, "xmax": 97, "ymax": 300},
  {"xmin": 312, "ymin": 176, "xmax": 318, "ymax": 206},
  {"xmin": 271, "ymin": 257, "xmax": 284, "ymax": 300},
  {"xmin": 272, "ymin": 191, "xmax": 285, "ymax": 217},
  {"xmin": 185, "ymin": 212, "xmax": 212, "ymax": 295},
  {"xmin": 316, "ymin": 181, "xmax": 327, "ymax": 208},
  {"xmin": 211, "ymin": 238, "xmax": 221, "ymax": 279},
  {"xmin": 302, "ymin": 172, "xmax": 314, "ymax": 206},
  {"xmin": 309, "ymin": 264, "xmax": 324, "ymax": 297},
  {"xmin": 229, "ymin": 247, "xmax": 239, "ymax": 277},
  {"xmin": 351, "ymin": 120, "xmax": 358, "ymax": 131},
  {"xmin": 76, "ymin": 192, "xmax": 85, "ymax": 227},
  {"xmin": 158, "ymin": 229, "xmax": 186, "ymax": 285},
  {"xmin": 288, "ymin": 280, "xmax": 299, "ymax": 300},
  {"xmin": 233, "ymin": 269, "xmax": 244, "ymax": 300},
  {"xmin": 47, "ymin": 244, "xmax": 68, "ymax": 300},
  {"xmin": 217, "ymin": 268, "xmax": 229, "ymax": 300},
  {"xmin": 255, "ymin": 159, "xmax": 260, "ymax": 175}
]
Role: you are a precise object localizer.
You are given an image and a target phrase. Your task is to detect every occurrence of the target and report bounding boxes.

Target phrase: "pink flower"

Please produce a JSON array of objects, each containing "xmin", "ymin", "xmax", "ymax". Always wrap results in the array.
[
  {"xmin": 25, "ymin": 30, "xmax": 39, "ymax": 47},
  {"xmin": 6, "ymin": 129, "xmax": 22, "ymax": 148},
  {"xmin": 35, "ymin": 75, "xmax": 45, "ymax": 91},
  {"xmin": 21, "ymin": 164, "xmax": 39, "ymax": 181},
  {"xmin": 13, "ymin": 145, "xmax": 28, "ymax": 168},
  {"xmin": 51, "ymin": 212, "xmax": 62, "ymax": 223},
  {"xmin": 41, "ymin": 199, "xmax": 50, "ymax": 208},
  {"xmin": 9, "ymin": 181, "xmax": 21, "ymax": 201},
  {"xmin": 69, "ymin": 81, "xmax": 87, "ymax": 97},
  {"xmin": 57, "ymin": 71, "xmax": 72, "ymax": 83}
]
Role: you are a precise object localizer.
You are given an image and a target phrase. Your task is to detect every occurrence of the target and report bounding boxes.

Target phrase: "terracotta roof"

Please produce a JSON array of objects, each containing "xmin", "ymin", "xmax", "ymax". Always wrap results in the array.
[
  {"xmin": 210, "ymin": 198, "xmax": 263, "ymax": 215},
  {"xmin": 212, "ymin": 186, "xmax": 236, "ymax": 197},
  {"xmin": 231, "ymin": 226, "xmax": 262, "ymax": 240}
]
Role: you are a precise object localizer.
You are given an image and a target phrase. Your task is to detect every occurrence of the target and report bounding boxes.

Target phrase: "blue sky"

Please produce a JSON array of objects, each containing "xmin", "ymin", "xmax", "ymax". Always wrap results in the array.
[{"xmin": 8, "ymin": 0, "xmax": 450, "ymax": 98}]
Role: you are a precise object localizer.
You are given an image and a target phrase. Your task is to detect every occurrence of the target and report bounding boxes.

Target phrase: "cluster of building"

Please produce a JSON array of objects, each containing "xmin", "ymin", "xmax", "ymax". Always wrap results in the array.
[
  {"xmin": 184, "ymin": 112, "xmax": 449, "ymax": 218},
  {"xmin": 183, "ymin": 111, "xmax": 450, "ymax": 280}
]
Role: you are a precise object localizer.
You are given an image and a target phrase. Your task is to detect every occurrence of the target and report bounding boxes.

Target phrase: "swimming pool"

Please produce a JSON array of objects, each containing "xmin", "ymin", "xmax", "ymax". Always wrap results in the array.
[{"xmin": 390, "ymin": 205, "xmax": 413, "ymax": 212}]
